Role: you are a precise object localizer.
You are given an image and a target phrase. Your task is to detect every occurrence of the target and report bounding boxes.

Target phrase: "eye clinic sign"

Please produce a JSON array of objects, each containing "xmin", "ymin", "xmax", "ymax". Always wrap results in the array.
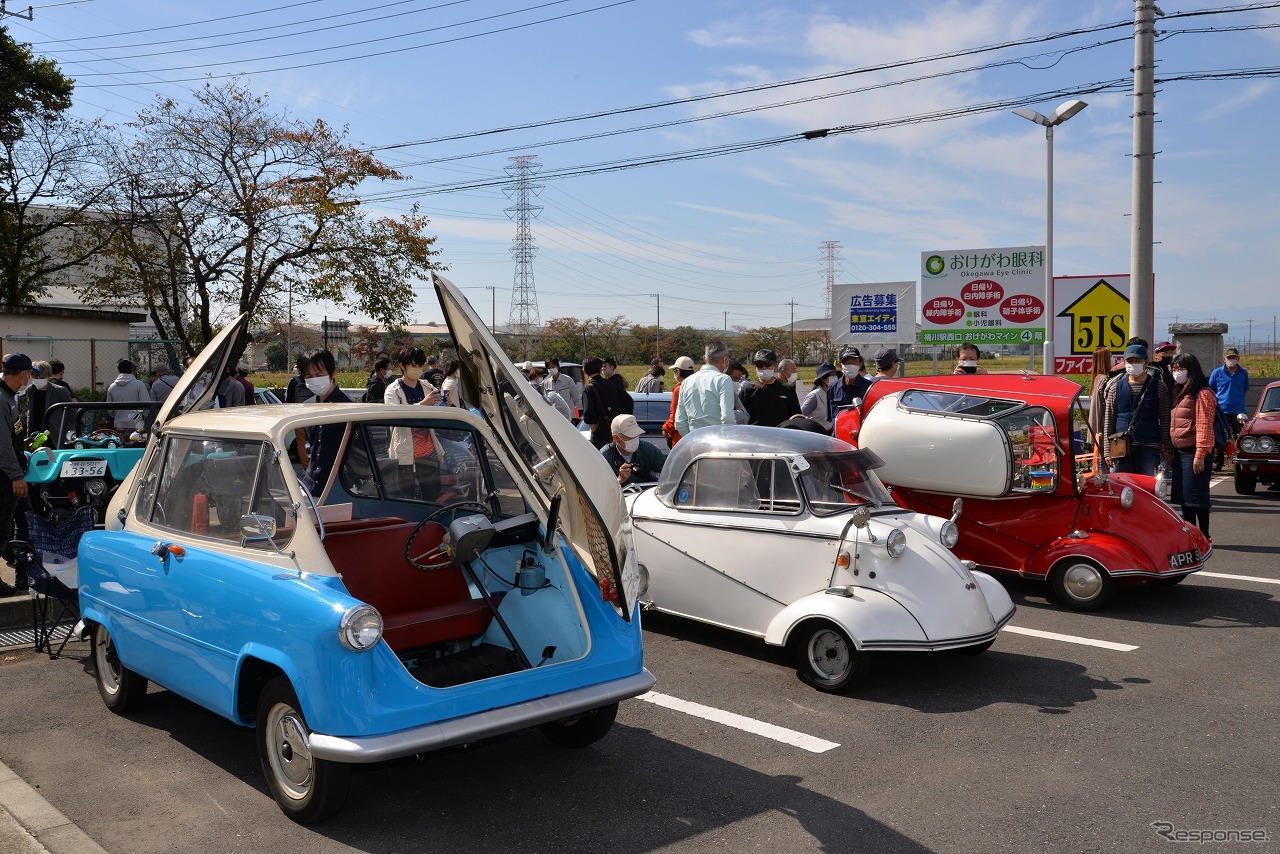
[{"xmin": 920, "ymin": 246, "xmax": 1046, "ymax": 345}]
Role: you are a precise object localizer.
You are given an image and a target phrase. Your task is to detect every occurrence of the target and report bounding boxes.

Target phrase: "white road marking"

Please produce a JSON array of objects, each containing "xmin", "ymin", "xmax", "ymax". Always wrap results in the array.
[
  {"xmin": 1210, "ymin": 476, "xmax": 1228, "ymax": 488},
  {"xmin": 636, "ymin": 691, "xmax": 840, "ymax": 754},
  {"xmin": 1198, "ymin": 571, "xmax": 1280, "ymax": 586},
  {"xmin": 1001, "ymin": 624, "xmax": 1139, "ymax": 652}
]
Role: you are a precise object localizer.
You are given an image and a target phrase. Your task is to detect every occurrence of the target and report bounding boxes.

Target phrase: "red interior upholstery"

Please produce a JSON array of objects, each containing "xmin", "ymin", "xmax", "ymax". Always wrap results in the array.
[{"xmin": 323, "ymin": 520, "xmax": 492, "ymax": 652}]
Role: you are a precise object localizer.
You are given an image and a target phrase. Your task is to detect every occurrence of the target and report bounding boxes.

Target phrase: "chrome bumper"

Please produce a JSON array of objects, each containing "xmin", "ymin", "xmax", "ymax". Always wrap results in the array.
[{"xmin": 308, "ymin": 669, "xmax": 656, "ymax": 764}]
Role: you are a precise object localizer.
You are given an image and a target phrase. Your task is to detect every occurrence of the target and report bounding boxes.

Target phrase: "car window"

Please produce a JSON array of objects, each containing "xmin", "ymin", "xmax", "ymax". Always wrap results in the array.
[
  {"xmin": 997, "ymin": 406, "xmax": 1059, "ymax": 493},
  {"xmin": 144, "ymin": 436, "xmax": 273, "ymax": 542},
  {"xmin": 1261, "ymin": 387, "xmax": 1280, "ymax": 414},
  {"xmin": 338, "ymin": 422, "xmax": 511, "ymax": 513},
  {"xmin": 900, "ymin": 389, "xmax": 1022, "ymax": 418},
  {"xmin": 672, "ymin": 457, "xmax": 801, "ymax": 514},
  {"xmin": 798, "ymin": 450, "xmax": 893, "ymax": 515},
  {"xmin": 245, "ymin": 446, "xmax": 297, "ymax": 550}
]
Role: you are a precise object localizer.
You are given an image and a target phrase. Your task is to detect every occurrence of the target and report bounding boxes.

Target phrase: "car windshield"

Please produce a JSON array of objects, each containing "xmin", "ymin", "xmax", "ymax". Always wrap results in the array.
[
  {"xmin": 1261, "ymin": 387, "xmax": 1280, "ymax": 414},
  {"xmin": 899, "ymin": 389, "xmax": 1023, "ymax": 418},
  {"xmin": 797, "ymin": 449, "xmax": 893, "ymax": 516}
]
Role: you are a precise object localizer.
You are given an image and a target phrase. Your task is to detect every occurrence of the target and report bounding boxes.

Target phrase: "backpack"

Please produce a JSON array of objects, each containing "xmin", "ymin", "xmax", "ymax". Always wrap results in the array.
[{"xmin": 1210, "ymin": 396, "xmax": 1232, "ymax": 452}]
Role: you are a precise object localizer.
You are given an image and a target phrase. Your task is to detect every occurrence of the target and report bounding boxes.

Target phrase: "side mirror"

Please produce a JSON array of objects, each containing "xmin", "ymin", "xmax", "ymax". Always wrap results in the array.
[
  {"xmin": 240, "ymin": 513, "xmax": 277, "ymax": 541},
  {"xmin": 850, "ymin": 504, "xmax": 871, "ymax": 529},
  {"xmin": 951, "ymin": 497, "xmax": 963, "ymax": 519},
  {"xmin": 1237, "ymin": 413, "xmax": 1248, "ymax": 424}
]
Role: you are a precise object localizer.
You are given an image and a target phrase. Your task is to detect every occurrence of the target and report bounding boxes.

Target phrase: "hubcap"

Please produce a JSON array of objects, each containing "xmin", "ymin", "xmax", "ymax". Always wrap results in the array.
[
  {"xmin": 807, "ymin": 629, "xmax": 850, "ymax": 680},
  {"xmin": 96, "ymin": 632, "xmax": 122, "ymax": 695},
  {"xmin": 1062, "ymin": 563, "xmax": 1103, "ymax": 601},
  {"xmin": 266, "ymin": 704, "xmax": 313, "ymax": 800}
]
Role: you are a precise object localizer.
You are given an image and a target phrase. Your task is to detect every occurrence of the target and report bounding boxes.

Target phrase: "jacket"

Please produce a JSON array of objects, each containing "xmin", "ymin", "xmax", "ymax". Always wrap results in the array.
[
  {"xmin": 385, "ymin": 377, "xmax": 437, "ymax": 465},
  {"xmin": 150, "ymin": 373, "xmax": 179, "ymax": 403},
  {"xmin": 0, "ymin": 383, "xmax": 25, "ymax": 481},
  {"xmin": 1171, "ymin": 386, "xmax": 1216, "ymax": 456},
  {"xmin": 543, "ymin": 372, "xmax": 580, "ymax": 413},
  {"xmin": 104, "ymin": 373, "xmax": 151, "ymax": 430}
]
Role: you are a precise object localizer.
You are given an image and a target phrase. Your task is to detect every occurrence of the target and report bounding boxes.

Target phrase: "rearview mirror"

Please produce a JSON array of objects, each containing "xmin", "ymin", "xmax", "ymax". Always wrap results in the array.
[
  {"xmin": 240, "ymin": 513, "xmax": 277, "ymax": 541},
  {"xmin": 1237, "ymin": 413, "xmax": 1248, "ymax": 424},
  {"xmin": 850, "ymin": 505, "xmax": 871, "ymax": 529},
  {"xmin": 951, "ymin": 497, "xmax": 964, "ymax": 519}
]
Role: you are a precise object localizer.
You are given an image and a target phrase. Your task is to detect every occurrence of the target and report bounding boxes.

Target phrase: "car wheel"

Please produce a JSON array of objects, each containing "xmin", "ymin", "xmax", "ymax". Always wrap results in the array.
[
  {"xmin": 955, "ymin": 639, "xmax": 995, "ymax": 655},
  {"xmin": 792, "ymin": 621, "xmax": 870, "ymax": 693},
  {"xmin": 1234, "ymin": 469, "xmax": 1257, "ymax": 495},
  {"xmin": 1050, "ymin": 560, "xmax": 1115, "ymax": 611},
  {"xmin": 538, "ymin": 703, "xmax": 619, "ymax": 748},
  {"xmin": 256, "ymin": 676, "xmax": 350, "ymax": 824},
  {"xmin": 1149, "ymin": 574, "xmax": 1189, "ymax": 587},
  {"xmin": 93, "ymin": 623, "xmax": 147, "ymax": 713}
]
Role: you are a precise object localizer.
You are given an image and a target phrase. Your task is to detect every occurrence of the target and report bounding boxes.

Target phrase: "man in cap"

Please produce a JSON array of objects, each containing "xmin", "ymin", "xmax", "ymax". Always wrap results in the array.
[
  {"xmin": 741, "ymin": 349, "xmax": 800, "ymax": 427},
  {"xmin": 1151, "ymin": 341, "xmax": 1178, "ymax": 391},
  {"xmin": 602, "ymin": 413, "xmax": 665, "ymax": 486},
  {"xmin": 662, "ymin": 355, "xmax": 697, "ymax": 447},
  {"xmin": 870, "ymin": 347, "xmax": 901, "ymax": 382},
  {"xmin": 236, "ymin": 366, "xmax": 255, "ymax": 404},
  {"xmin": 828, "ymin": 345, "xmax": 872, "ymax": 422},
  {"xmin": 1208, "ymin": 347, "xmax": 1249, "ymax": 471},
  {"xmin": 0, "ymin": 354, "xmax": 33, "ymax": 595},
  {"xmin": 1103, "ymin": 343, "xmax": 1171, "ymax": 477}
]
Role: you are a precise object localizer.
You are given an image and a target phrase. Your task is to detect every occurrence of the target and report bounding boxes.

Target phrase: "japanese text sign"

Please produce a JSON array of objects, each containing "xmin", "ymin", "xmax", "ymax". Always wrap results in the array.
[
  {"xmin": 830, "ymin": 282, "xmax": 916, "ymax": 346},
  {"xmin": 919, "ymin": 246, "xmax": 1046, "ymax": 345}
]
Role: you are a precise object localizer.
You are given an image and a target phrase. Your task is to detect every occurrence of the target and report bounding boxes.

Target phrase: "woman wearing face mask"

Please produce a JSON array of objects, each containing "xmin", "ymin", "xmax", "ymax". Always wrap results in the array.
[
  {"xmin": 800, "ymin": 363, "xmax": 839, "ymax": 432},
  {"xmin": 1168, "ymin": 353, "xmax": 1216, "ymax": 539},
  {"xmin": 26, "ymin": 361, "xmax": 71, "ymax": 437},
  {"xmin": 602, "ymin": 414, "xmax": 664, "ymax": 486},
  {"xmin": 300, "ymin": 349, "xmax": 353, "ymax": 496}
]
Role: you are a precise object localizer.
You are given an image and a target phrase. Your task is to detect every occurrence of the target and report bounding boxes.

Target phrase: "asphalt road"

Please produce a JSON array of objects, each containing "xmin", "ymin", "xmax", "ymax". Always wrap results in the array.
[{"xmin": 1, "ymin": 479, "xmax": 1277, "ymax": 853}]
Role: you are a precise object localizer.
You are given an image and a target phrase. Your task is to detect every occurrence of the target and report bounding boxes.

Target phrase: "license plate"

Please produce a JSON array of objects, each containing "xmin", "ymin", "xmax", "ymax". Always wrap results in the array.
[
  {"xmin": 1167, "ymin": 548, "xmax": 1202, "ymax": 569},
  {"xmin": 60, "ymin": 460, "xmax": 107, "ymax": 478}
]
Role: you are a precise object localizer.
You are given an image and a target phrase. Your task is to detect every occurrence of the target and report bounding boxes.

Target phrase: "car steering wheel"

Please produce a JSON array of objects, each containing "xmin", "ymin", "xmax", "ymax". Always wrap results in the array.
[{"xmin": 404, "ymin": 501, "xmax": 495, "ymax": 570}]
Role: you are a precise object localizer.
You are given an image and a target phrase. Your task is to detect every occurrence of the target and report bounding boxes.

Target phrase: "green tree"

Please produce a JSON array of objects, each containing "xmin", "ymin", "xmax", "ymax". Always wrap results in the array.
[
  {"xmin": 82, "ymin": 79, "xmax": 442, "ymax": 361},
  {"xmin": 264, "ymin": 339, "xmax": 288, "ymax": 371},
  {"xmin": 0, "ymin": 26, "xmax": 73, "ymax": 144}
]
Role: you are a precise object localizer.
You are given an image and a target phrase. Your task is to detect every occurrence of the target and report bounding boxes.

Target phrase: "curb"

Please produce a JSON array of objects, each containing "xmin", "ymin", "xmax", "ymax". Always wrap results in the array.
[{"xmin": 0, "ymin": 759, "xmax": 109, "ymax": 854}]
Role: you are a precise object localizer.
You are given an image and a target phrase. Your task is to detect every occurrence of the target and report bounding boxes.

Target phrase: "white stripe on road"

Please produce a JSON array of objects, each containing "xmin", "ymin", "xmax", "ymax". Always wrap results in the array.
[
  {"xmin": 636, "ymin": 691, "xmax": 840, "ymax": 754},
  {"xmin": 1001, "ymin": 624, "xmax": 1139, "ymax": 652},
  {"xmin": 1197, "ymin": 571, "xmax": 1280, "ymax": 586},
  {"xmin": 1210, "ymin": 476, "xmax": 1228, "ymax": 488}
]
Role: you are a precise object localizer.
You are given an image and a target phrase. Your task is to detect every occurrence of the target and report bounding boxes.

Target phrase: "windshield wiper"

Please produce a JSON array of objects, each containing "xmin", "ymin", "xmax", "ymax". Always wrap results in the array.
[{"xmin": 832, "ymin": 484, "xmax": 881, "ymax": 508}]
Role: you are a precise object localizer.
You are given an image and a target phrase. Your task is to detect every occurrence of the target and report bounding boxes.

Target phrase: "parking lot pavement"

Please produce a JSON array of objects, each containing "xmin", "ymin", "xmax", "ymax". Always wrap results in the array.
[{"xmin": 0, "ymin": 479, "xmax": 1276, "ymax": 852}]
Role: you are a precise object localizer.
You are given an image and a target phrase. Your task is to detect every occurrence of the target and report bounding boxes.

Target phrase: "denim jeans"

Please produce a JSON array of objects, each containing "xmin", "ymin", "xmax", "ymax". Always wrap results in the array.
[{"xmin": 1113, "ymin": 445, "xmax": 1162, "ymax": 477}]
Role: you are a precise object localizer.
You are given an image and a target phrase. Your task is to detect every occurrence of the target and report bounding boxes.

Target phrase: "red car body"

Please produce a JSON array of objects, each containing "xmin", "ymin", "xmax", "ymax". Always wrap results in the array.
[
  {"xmin": 1233, "ymin": 380, "xmax": 1280, "ymax": 494},
  {"xmin": 834, "ymin": 373, "xmax": 1212, "ymax": 610}
]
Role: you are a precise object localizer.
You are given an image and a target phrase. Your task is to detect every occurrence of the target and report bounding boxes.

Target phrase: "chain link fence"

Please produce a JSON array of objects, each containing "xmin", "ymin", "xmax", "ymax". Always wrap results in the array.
[{"xmin": 0, "ymin": 336, "xmax": 183, "ymax": 398}]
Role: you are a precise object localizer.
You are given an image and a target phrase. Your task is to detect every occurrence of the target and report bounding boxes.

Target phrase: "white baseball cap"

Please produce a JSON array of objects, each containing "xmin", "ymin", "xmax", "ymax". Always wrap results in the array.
[
  {"xmin": 673, "ymin": 355, "xmax": 696, "ymax": 371},
  {"xmin": 611, "ymin": 414, "xmax": 644, "ymax": 438}
]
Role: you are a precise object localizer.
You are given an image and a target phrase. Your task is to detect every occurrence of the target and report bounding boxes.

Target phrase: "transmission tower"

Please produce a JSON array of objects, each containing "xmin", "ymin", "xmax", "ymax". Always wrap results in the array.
[
  {"xmin": 504, "ymin": 155, "xmax": 543, "ymax": 341},
  {"xmin": 819, "ymin": 241, "xmax": 843, "ymax": 318}
]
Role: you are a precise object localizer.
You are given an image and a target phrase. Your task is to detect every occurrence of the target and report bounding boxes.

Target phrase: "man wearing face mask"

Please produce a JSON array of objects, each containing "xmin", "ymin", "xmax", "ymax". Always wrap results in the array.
[
  {"xmin": 741, "ymin": 349, "xmax": 800, "ymax": 427},
  {"xmin": 1208, "ymin": 347, "xmax": 1249, "ymax": 471},
  {"xmin": 26, "ymin": 361, "xmax": 72, "ymax": 436},
  {"xmin": 602, "ymin": 414, "xmax": 664, "ymax": 486},
  {"xmin": 1103, "ymin": 344, "xmax": 1172, "ymax": 477},
  {"xmin": 778, "ymin": 359, "xmax": 798, "ymax": 386},
  {"xmin": 800, "ymin": 362, "xmax": 839, "ymax": 432},
  {"xmin": 542, "ymin": 357, "xmax": 581, "ymax": 418},
  {"xmin": 0, "ymin": 354, "xmax": 33, "ymax": 595},
  {"xmin": 953, "ymin": 342, "xmax": 989, "ymax": 375},
  {"xmin": 827, "ymin": 346, "xmax": 872, "ymax": 423},
  {"xmin": 384, "ymin": 346, "xmax": 442, "ymax": 407}
]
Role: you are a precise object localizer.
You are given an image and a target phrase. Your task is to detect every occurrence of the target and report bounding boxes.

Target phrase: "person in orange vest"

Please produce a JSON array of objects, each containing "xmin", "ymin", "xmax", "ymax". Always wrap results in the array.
[{"xmin": 661, "ymin": 356, "xmax": 697, "ymax": 447}]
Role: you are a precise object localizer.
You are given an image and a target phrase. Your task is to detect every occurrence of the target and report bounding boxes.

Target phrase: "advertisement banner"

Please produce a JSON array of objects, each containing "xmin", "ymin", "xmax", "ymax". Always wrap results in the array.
[
  {"xmin": 830, "ymin": 282, "xmax": 917, "ymax": 346},
  {"xmin": 919, "ymin": 246, "xmax": 1046, "ymax": 345},
  {"xmin": 1052, "ymin": 275, "xmax": 1131, "ymax": 374}
]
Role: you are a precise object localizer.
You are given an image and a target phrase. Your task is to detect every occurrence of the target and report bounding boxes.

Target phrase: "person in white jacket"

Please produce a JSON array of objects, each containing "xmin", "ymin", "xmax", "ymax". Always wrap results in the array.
[
  {"xmin": 542, "ymin": 357, "xmax": 581, "ymax": 416},
  {"xmin": 800, "ymin": 362, "xmax": 839, "ymax": 432},
  {"xmin": 104, "ymin": 359, "xmax": 151, "ymax": 431},
  {"xmin": 384, "ymin": 346, "xmax": 442, "ymax": 469}
]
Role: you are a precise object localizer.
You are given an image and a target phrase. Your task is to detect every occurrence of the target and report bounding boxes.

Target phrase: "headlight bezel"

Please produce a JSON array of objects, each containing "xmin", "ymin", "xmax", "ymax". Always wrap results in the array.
[
  {"xmin": 885, "ymin": 528, "xmax": 908, "ymax": 559},
  {"xmin": 1240, "ymin": 435, "xmax": 1258, "ymax": 453},
  {"xmin": 338, "ymin": 604, "xmax": 384, "ymax": 652},
  {"xmin": 939, "ymin": 519, "xmax": 960, "ymax": 549},
  {"xmin": 1258, "ymin": 436, "xmax": 1276, "ymax": 454},
  {"xmin": 1119, "ymin": 486, "xmax": 1135, "ymax": 510}
]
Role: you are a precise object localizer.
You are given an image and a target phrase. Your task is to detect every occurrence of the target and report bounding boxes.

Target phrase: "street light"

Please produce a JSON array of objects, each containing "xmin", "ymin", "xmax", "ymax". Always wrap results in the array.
[{"xmin": 1013, "ymin": 98, "xmax": 1087, "ymax": 376}]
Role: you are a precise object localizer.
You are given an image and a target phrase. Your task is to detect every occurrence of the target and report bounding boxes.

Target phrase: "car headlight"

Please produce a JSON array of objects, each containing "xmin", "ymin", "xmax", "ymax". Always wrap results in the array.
[
  {"xmin": 1240, "ymin": 436, "xmax": 1258, "ymax": 453},
  {"xmin": 338, "ymin": 604, "xmax": 383, "ymax": 652},
  {"xmin": 85, "ymin": 478, "xmax": 108, "ymax": 497},
  {"xmin": 1259, "ymin": 436, "xmax": 1276, "ymax": 453},
  {"xmin": 1120, "ymin": 486, "xmax": 1135, "ymax": 510},
  {"xmin": 885, "ymin": 528, "xmax": 907, "ymax": 558},
  {"xmin": 939, "ymin": 519, "xmax": 960, "ymax": 550}
]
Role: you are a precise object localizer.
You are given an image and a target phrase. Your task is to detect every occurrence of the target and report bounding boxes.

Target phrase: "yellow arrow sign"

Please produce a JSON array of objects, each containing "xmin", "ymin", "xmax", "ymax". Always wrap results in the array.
[{"xmin": 1056, "ymin": 279, "xmax": 1130, "ymax": 355}]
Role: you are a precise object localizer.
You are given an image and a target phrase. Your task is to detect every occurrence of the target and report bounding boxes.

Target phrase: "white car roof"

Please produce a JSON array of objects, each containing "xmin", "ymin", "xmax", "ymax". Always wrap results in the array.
[{"xmin": 161, "ymin": 403, "xmax": 486, "ymax": 442}]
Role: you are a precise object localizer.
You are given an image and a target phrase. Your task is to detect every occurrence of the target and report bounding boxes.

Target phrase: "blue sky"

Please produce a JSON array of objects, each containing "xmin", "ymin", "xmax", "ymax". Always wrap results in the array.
[{"xmin": 16, "ymin": 0, "xmax": 1280, "ymax": 345}]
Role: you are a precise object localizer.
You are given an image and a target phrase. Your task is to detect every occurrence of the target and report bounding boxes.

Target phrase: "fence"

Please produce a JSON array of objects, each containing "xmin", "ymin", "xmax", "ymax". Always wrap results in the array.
[{"xmin": 0, "ymin": 336, "xmax": 183, "ymax": 396}]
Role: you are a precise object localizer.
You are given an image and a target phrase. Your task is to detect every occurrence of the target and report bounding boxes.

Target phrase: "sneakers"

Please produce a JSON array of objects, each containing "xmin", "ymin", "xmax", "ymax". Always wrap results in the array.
[{"xmin": 0, "ymin": 579, "xmax": 27, "ymax": 597}]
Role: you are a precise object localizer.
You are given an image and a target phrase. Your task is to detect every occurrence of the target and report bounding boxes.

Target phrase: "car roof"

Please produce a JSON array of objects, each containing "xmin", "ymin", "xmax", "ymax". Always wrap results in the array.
[
  {"xmin": 162, "ymin": 403, "xmax": 486, "ymax": 441},
  {"xmin": 865, "ymin": 373, "xmax": 1084, "ymax": 413}
]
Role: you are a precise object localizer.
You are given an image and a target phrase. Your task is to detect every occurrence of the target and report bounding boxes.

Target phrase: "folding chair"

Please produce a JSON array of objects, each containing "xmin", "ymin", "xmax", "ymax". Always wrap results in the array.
[{"xmin": 16, "ymin": 507, "xmax": 95, "ymax": 659}]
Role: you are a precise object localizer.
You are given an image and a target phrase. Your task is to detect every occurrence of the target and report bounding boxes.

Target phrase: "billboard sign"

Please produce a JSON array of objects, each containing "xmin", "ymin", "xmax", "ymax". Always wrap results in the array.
[
  {"xmin": 919, "ymin": 246, "xmax": 1046, "ymax": 345},
  {"xmin": 830, "ymin": 282, "xmax": 917, "ymax": 346},
  {"xmin": 1053, "ymin": 275, "xmax": 1131, "ymax": 374}
]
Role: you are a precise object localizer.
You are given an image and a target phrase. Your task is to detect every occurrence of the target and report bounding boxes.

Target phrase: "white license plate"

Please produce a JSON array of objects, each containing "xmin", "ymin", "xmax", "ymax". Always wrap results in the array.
[{"xmin": 60, "ymin": 460, "xmax": 108, "ymax": 478}]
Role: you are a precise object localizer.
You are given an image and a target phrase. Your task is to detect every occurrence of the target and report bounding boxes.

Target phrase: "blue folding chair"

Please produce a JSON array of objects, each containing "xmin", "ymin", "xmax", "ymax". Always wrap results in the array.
[{"xmin": 13, "ymin": 507, "xmax": 95, "ymax": 659}]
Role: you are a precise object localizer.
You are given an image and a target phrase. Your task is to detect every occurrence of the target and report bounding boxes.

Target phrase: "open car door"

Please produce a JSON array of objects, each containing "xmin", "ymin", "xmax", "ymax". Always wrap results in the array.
[
  {"xmin": 152, "ymin": 314, "xmax": 250, "ymax": 432},
  {"xmin": 433, "ymin": 273, "xmax": 639, "ymax": 620}
]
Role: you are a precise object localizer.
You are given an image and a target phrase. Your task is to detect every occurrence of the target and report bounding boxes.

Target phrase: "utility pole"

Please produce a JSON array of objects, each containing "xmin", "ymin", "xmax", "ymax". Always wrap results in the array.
[
  {"xmin": 1248, "ymin": 318, "xmax": 1253, "ymax": 354},
  {"xmin": 819, "ymin": 241, "xmax": 842, "ymax": 318},
  {"xmin": 1129, "ymin": 0, "xmax": 1161, "ymax": 345},
  {"xmin": 653, "ymin": 293, "xmax": 661, "ymax": 361},
  {"xmin": 484, "ymin": 286, "xmax": 496, "ymax": 332},
  {"xmin": 0, "ymin": 2, "xmax": 34, "ymax": 20},
  {"xmin": 788, "ymin": 300, "xmax": 797, "ymax": 358},
  {"xmin": 723, "ymin": 311, "xmax": 729, "ymax": 331}
]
